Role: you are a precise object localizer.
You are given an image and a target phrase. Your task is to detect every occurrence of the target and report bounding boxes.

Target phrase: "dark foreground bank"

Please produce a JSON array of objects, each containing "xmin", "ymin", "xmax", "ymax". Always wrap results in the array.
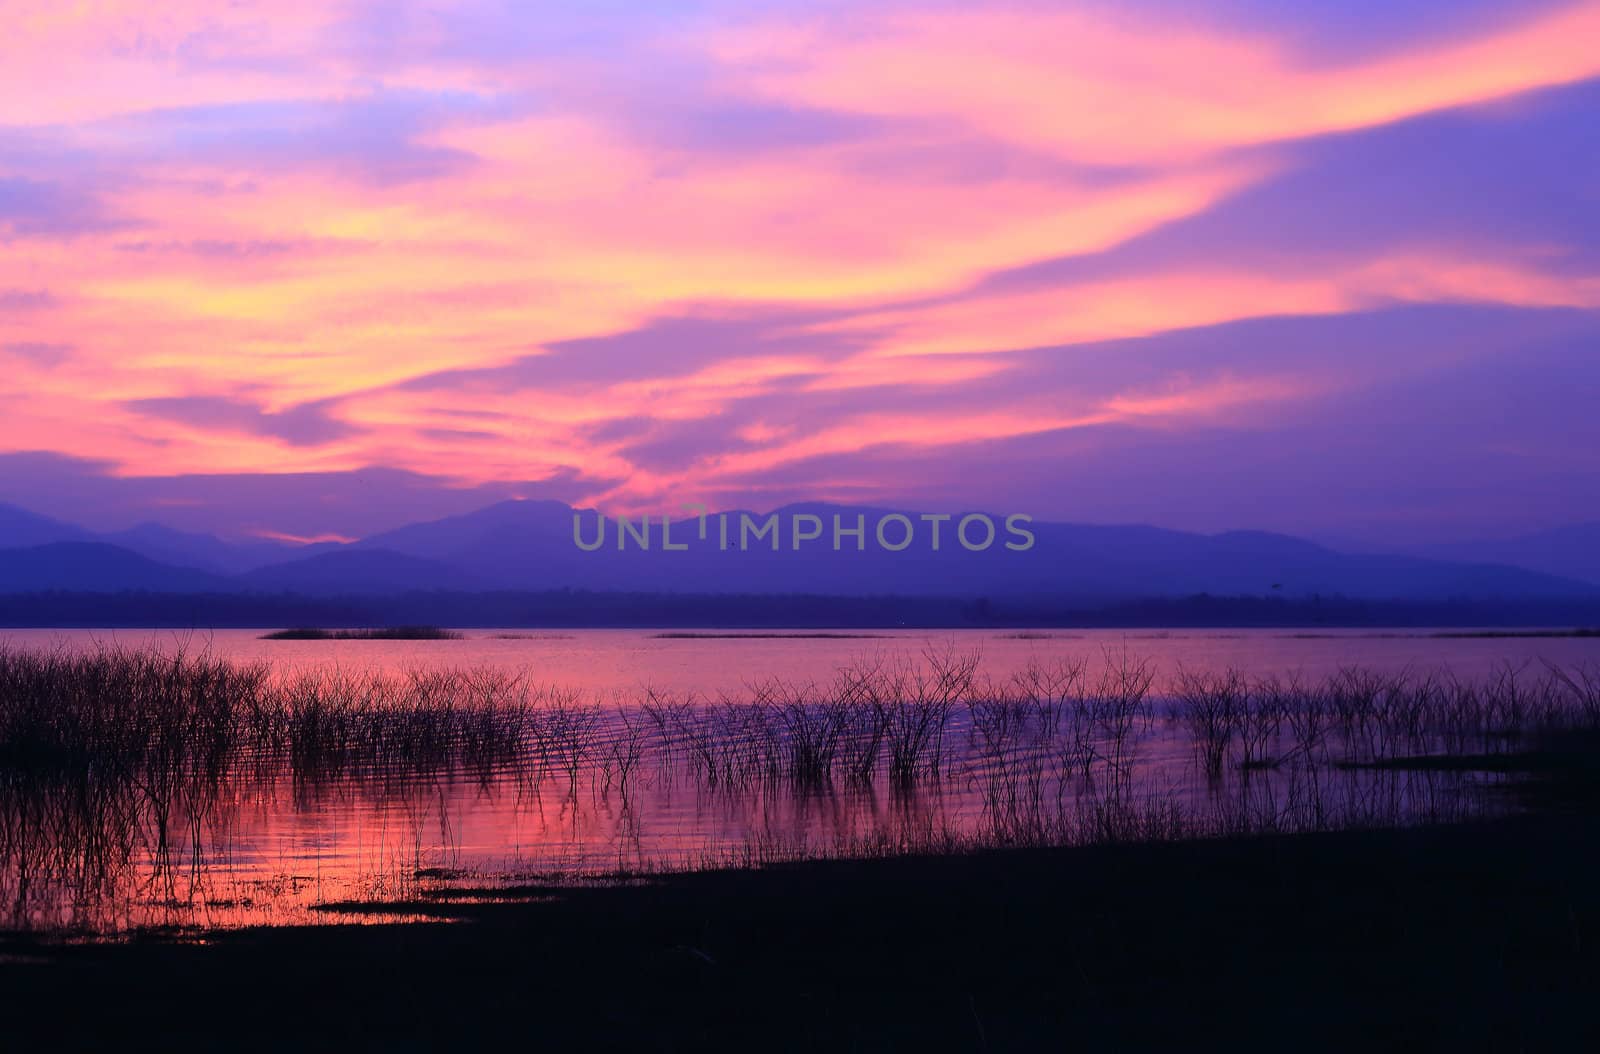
[{"xmin": 3, "ymin": 812, "xmax": 1598, "ymax": 1052}]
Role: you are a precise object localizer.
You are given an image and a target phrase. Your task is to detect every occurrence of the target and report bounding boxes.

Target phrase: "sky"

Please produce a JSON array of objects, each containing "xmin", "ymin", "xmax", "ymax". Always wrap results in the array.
[{"xmin": 1, "ymin": 0, "xmax": 1598, "ymax": 545}]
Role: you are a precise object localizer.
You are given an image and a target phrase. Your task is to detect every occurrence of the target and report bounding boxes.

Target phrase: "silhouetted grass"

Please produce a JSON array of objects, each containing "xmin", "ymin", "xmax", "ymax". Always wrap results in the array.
[
  {"xmin": 995, "ymin": 631, "xmax": 1083, "ymax": 639},
  {"xmin": 487, "ymin": 632, "xmax": 574, "ymax": 640},
  {"xmin": 260, "ymin": 626, "xmax": 463, "ymax": 640}
]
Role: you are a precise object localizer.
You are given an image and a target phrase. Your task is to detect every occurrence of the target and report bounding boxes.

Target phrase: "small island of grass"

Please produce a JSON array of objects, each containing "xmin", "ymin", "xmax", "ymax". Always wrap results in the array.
[
  {"xmin": 651, "ymin": 631, "xmax": 888, "ymax": 639},
  {"xmin": 259, "ymin": 626, "xmax": 463, "ymax": 641}
]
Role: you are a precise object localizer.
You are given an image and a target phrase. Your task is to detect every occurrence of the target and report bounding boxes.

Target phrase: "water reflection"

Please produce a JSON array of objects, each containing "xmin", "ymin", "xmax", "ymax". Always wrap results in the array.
[{"xmin": 2, "ymin": 640, "xmax": 1597, "ymax": 934}]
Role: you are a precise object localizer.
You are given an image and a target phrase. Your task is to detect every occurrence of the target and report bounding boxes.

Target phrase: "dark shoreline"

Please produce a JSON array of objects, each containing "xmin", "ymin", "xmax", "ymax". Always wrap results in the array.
[
  {"xmin": 6, "ymin": 588, "xmax": 1600, "ymax": 629},
  {"xmin": 5, "ymin": 811, "xmax": 1599, "ymax": 1051}
]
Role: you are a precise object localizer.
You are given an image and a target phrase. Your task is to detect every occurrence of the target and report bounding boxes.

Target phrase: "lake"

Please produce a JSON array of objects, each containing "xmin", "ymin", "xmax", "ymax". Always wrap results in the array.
[
  {"xmin": 3, "ymin": 627, "xmax": 1597, "ymax": 934},
  {"xmin": 7, "ymin": 626, "xmax": 1598, "ymax": 689}
]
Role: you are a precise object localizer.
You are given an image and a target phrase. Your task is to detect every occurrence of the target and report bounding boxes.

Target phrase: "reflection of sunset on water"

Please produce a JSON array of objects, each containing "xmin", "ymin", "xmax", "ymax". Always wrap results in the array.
[{"xmin": 6, "ymin": 629, "xmax": 1596, "ymax": 934}]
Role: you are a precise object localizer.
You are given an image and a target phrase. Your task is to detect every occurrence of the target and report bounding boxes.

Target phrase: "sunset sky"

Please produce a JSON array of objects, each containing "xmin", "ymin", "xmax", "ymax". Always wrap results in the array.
[{"xmin": 2, "ymin": 0, "xmax": 1598, "ymax": 544}]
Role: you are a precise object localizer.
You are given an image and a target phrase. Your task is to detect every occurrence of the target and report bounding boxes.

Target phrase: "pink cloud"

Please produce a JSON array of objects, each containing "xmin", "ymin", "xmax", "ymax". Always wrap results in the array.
[{"xmin": 1, "ymin": 1, "xmax": 1598, "ymax": 538}]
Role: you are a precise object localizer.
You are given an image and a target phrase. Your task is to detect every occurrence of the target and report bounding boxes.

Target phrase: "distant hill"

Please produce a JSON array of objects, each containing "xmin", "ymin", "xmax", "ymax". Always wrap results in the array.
[
  {"xmin": 236, "ymin": 548, "xmax": 483, "ymax": 595},
  {"xmin": 0, "ymin": 499, "xmax": 1594, "ymax": 604},
  {"xmin": 335, "ymin": 499, "xmax": 1600, "ymax": 601},
  {"xmin": 0, "ymin": 503, "xmax": 304, "ymax": 575},
  {"xmin": 355, "ymin": 499, "xmax": 574, "ymax": 562},
  {"xmin": 1410, "ymin": 524, "xmax": 1600, "ymax": 586},
  {"xmin": 98, "ymin": 522, "xmax": 304, "ymax": 575},
  {"xmin": 0, "ymin": 503, "xmax": 88, "ymax": 548},
  {"xmin": 0, "ymin": 542, "xmax": 229, "ymax": 593}
]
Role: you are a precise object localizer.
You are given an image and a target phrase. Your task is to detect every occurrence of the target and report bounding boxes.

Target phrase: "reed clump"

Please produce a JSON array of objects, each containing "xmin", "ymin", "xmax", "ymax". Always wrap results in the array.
[{"xmin": 261, "ymin": 627, "xmax": 463, "ymax": 641}]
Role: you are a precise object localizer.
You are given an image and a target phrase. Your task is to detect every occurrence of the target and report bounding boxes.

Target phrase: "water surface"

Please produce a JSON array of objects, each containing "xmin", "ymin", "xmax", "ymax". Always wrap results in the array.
[
  {"xmin": 8, "ymin": 626, "xmax": 1595, "ymax": 689},
  {"xmin": 2, "ymin": 627, "xmax": 1595, "ymax": 934}
]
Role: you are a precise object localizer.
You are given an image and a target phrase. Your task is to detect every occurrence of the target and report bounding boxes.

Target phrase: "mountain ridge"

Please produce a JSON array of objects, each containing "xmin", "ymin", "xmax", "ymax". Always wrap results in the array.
[{"xmin": 0, "ymin": 499, "xmax": 1594, "ymax": 603}]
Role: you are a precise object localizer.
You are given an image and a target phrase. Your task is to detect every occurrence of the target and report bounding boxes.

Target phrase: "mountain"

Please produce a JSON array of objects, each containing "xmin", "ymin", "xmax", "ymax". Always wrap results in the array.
[
  {"xmin": 0, "ymin": 503, "xmax": 88, "ymax": 548},
  {"xmin": 0, "ymin": 503, "xmax": 307, "ymax": 574},
  {"xmin": 0, "ymin": 499, "xmax": 1593, "ymax": 604},
  {"xmin": 0, "ymin": 542, "xmax": 229, "ymax": 593},
  {"xmin": 355, "ymin": 499, "xmax": 575, "ymax": 560},
  {"xmin": 236, "ymin": 548, "xmax": 483, "ymax": 595},
  {"xmin": 1409, "ymin": 524, "xmax": 1600, "ymax": 586},
  {"xmin": 317, "ymin": 499, "xmax": 1600, "ymax": 601},
  {"xmin": 99, "ymin": 522, "xmax": 304, "ymax": 575}
]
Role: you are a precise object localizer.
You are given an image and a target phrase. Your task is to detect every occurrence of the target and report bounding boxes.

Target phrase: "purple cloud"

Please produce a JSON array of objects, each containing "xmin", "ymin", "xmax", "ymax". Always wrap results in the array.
[
  {"xmin": 0, "ymin": 454, "xmax": 610, "ymax": 539},
  {"xmin": 123, "ymin": 395, "xmax": 359, "ymax": 447},
  {"xmin": 397, "ymin": 307, "xmax": 873, "ymax": 392},
  {"xmin": 0, "ymin": 289, "xmax": 59, "ymax": 310},
  {"xmin": 1, "ymin": 342, "xmax": 73, "ymax": 367}
]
